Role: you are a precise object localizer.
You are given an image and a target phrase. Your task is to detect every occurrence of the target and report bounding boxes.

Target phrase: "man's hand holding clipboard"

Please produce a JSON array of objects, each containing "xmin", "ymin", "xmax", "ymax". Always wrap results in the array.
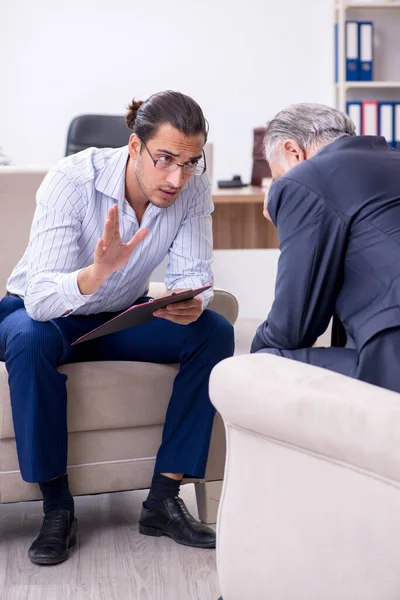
[
  {"xmin": 153, "ymin": 287, "xmax": 204, "ymax": 325},
  {"xmin": 72, "ymin": 285, "xmax": 212, "ymax": 345}
]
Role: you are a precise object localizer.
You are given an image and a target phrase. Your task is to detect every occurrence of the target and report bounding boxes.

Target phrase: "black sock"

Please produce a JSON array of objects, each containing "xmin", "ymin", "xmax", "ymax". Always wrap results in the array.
[
  {"xmin": 39, "ymin": 474, "xmax": 74, "ymax": 520},
  {"xmin": 144, "ymin": 473, "xmax": 181, "ymax": 510}
]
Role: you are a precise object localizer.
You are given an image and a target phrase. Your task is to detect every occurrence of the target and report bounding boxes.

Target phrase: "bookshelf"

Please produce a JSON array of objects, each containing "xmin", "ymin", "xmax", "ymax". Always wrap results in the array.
[
  {"xmin": 339, "ymin": 81, "xmax": 400, "ymax": 89},
  {"xmin": 334, "ymin": 0, "xmax": 400, "ymax": 112}
]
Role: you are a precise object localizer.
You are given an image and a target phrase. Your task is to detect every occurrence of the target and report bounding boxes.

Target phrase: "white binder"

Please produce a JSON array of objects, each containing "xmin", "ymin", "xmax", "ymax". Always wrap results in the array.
[
  {"xmin": 347, "ymin": 101, "xmax": 362, "ymax": 135},
  {"xmin": 395, "ymin": 103, "xmax": 400, "ymax": 149},
  {"xmin": 379, "ymin": 103, "xmax": 394, "ymax": 147},
  {"xmin": 362, "ymin": 101, "xmax": 378, "ymax": 136}
]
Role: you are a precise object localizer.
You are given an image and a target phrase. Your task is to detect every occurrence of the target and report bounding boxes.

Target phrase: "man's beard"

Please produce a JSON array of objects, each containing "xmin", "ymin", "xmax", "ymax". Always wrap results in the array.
[
  {"xmin": 135, "ymin": 163, "xmax": 154, "ymax": 205},
  {"xmin": 135, "ymin": 163, "xmax": 181, "ymax": 208}
]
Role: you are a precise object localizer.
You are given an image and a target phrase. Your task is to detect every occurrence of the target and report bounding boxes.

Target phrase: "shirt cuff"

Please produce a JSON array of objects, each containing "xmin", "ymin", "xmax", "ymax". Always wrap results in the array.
[
  {"xmin": 169, "ymin": 280, "xmax": 214, "ymax": 310},
  {"xmin": 58, "ymin": 269, "xmax": 95, "ymax": 316},
  {"xmin": 199, "ymin": 288, "xmax": 214, "ymax": 310}
]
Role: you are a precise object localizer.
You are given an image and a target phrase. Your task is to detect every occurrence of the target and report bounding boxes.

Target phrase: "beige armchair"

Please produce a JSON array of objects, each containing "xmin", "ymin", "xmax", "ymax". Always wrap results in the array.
[
  {"xmin": 0, "ymin": 166, "xmax": 238, "ymax": 523},
  {"xmin": 210, "ymin": 354, "xmax": 400, "ymax": 600}
]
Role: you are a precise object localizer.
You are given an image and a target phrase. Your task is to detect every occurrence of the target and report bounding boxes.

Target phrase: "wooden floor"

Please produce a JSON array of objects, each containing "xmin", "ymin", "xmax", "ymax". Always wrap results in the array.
[{"xmin": 0, "ymin": 485, "xmax": 220, "ymax": 600}]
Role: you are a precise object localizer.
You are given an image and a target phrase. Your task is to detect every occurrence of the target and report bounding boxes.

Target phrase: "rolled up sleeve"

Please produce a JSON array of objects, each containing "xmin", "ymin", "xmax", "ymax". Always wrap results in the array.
[{"xmin": 24, "ymin": 169, "xmax": 95, "ymax": 321}]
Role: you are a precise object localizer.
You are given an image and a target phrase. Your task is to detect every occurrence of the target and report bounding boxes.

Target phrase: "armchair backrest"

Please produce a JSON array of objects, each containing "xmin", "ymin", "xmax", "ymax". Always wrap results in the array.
[
  {"xmin": 65, "ymin": 114, "xmax": 131, "ymax": 156},
  {"xmin": 0, "ymin": 167, "xmax": 48, "ymax": 292}
]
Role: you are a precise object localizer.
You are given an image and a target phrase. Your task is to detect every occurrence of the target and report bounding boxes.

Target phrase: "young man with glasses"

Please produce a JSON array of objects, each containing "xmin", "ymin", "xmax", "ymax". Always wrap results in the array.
[{"xmin": 0, "ymin": 90, "xmax": 234, "ymax": 564}]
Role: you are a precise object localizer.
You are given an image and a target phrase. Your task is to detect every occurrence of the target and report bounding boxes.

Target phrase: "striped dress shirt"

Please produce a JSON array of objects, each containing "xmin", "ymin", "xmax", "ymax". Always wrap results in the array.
[{"xmin": 7, "ymin": 146, "xmax": 214, "ymax": 321}]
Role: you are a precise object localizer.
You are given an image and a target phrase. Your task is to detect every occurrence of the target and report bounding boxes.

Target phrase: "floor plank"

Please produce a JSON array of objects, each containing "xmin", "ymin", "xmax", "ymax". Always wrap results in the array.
[{"xmin": 0, "ymin": 485, "xmax": 220, "ymax": 600}]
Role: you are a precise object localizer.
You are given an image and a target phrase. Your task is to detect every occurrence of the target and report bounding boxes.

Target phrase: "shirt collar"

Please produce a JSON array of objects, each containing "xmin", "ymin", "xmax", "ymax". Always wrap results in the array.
[
  {"xmin": 94, "ymin": 146, "xmax": 129, "ymax": 201},
  {"xmin": 94, "ymin": 145, "xmax": 163, "ymax": 226}
]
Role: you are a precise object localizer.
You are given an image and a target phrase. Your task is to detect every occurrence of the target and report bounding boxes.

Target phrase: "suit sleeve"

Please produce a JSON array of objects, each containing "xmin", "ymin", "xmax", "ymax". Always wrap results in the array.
[
  {"xmin": 24, "ymin": 169, "xmax": 94, "ymax": 322},
  {"xmin": 251, "ymin": 178, "xmax": 348, "ymax": 352}
]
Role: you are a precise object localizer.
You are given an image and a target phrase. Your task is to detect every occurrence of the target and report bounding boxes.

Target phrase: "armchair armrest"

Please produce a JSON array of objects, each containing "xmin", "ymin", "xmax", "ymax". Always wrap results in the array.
[
  {"xmin": 210, "ymin": 354, "xmax": 400, "ymax": 600},
  {"xmin": 210, "ymin": 354, "xmax": 400, "ymax": 483}
]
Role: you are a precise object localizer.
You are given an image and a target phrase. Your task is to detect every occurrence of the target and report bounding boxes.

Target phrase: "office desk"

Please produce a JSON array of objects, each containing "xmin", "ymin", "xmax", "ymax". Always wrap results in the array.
[{"xmin": 212, "ymin": 186, "xmax": 279, "ymax": 250}]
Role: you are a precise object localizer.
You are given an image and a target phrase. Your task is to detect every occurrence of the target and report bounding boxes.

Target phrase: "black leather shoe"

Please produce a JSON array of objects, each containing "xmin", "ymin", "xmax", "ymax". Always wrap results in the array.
[
  {"xmin": 28, "ymin": 509, "xmax": 77, "ymax": 565},
  {"xmin": 138, "ymin": 496, "xmax": 216, "ymax": 548}
]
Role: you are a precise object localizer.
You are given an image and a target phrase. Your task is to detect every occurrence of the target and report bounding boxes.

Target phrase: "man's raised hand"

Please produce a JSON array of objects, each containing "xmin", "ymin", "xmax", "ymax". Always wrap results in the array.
[{"xmin": 78, "ymin": 204, "xmax": 148, "ymax": 295}]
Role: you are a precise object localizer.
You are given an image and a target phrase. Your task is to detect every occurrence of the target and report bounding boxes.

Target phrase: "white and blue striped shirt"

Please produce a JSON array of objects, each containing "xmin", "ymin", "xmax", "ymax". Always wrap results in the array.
[{"xmin": 7, "ymin": 146, "xmax": 214, "ymax": 321}]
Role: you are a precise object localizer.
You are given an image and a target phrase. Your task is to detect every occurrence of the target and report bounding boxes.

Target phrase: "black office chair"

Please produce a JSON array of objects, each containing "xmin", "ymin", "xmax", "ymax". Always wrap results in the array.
[{"xmin": 65, "ymin": 114, "xmax": 132, "ymax": 156}]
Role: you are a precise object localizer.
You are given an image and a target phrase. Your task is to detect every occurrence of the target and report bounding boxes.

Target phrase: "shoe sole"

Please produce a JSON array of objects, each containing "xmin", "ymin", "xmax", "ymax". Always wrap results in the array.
[
  {"xmin": 138, "ymin": 523, "xmax": 215, "ymax": 549},
  {"xmin": 29, "ymin": 521, "xmax": 78, "ymax": 566}
]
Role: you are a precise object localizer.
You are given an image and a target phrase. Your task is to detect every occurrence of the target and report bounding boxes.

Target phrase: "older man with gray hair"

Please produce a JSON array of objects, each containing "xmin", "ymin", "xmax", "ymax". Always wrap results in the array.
[{"xmin": 251, "ymin": 102, "xmax": 400, "ymax": 393}]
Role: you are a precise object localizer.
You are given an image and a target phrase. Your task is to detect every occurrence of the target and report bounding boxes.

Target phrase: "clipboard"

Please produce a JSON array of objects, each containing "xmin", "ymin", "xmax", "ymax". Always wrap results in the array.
[{"xmin": 72, "ymin": 285, "xmax": 212, "ymax": 345}]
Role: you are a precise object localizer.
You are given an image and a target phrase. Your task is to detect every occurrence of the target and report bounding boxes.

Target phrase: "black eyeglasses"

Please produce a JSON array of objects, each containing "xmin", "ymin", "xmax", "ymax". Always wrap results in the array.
[{"xmin": 139, "ymin": 138, "xmax": 207, "ymax": 177}]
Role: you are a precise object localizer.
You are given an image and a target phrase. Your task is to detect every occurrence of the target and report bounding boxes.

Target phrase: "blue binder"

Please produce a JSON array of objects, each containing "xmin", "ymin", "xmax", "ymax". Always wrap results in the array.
[
  {"xmin": 378, "ymin": 102, "xmax": 395, "ymax": 148},
  {"xmin": 346, "ymin": 21, "xmax": 360, "ymax": 81},
  {"xmin": 347, "ymin": 101, "xmax": 362, "ymax": 135},
  {"xmin": 359, "ymin": 21, "xmax": 373, "ymax": 81},
  {"xmin": 394, "ymin": 103, "xmax": 400, "ymax": 149}
]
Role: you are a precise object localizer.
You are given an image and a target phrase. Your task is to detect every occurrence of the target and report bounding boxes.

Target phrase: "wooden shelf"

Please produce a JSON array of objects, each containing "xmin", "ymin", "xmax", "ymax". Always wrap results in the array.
[{"xmin": 211, "ymin": 185, "xmax": 278, "ymax": 249}]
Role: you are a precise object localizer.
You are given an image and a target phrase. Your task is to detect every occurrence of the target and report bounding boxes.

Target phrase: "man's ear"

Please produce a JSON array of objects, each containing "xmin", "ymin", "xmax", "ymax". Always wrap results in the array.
[
  {"xmin": 263, "ymin": 187, "xmax": 272, "ymax": 222},
  {"xmin": 283, "ymin": 139, "xmax": 306, "ymax": 163},
  {"xmin": 128, "ymin": 134, "xmax": 141, "ymax": 160}
]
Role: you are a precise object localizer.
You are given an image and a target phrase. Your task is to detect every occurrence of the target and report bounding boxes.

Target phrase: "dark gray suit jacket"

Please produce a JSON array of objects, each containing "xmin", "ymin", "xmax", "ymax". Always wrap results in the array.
[{"xmin": 252, "ymin": 136, "xmax": 400, "ymax": 356}]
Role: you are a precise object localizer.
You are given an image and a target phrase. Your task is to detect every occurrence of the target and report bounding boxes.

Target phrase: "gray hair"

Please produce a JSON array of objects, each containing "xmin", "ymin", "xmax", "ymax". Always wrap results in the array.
[{"xmin": 263, "ymin": 103, "xmax": 356, "ymax": 161}]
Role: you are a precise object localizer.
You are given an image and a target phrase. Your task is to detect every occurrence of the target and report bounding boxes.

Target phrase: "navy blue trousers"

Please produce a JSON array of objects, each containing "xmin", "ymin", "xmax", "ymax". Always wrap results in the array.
[
  {"xmin": 254, "ymin": 326, "xmax": 400, "ymax": 394},
  {"xmin": 0, "ymin": 296, "xmax": 234, "ymax": 483}
]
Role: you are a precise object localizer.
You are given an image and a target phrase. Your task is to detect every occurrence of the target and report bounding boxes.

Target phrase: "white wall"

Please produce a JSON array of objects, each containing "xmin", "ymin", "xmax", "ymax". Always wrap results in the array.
[
  {"xmin": 0, "ymin": 0, "xmax": 334, "ymax": 183},
  {"xmin": 151, "ymin": 249, "xmax": 280, "ymax": 320}
]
